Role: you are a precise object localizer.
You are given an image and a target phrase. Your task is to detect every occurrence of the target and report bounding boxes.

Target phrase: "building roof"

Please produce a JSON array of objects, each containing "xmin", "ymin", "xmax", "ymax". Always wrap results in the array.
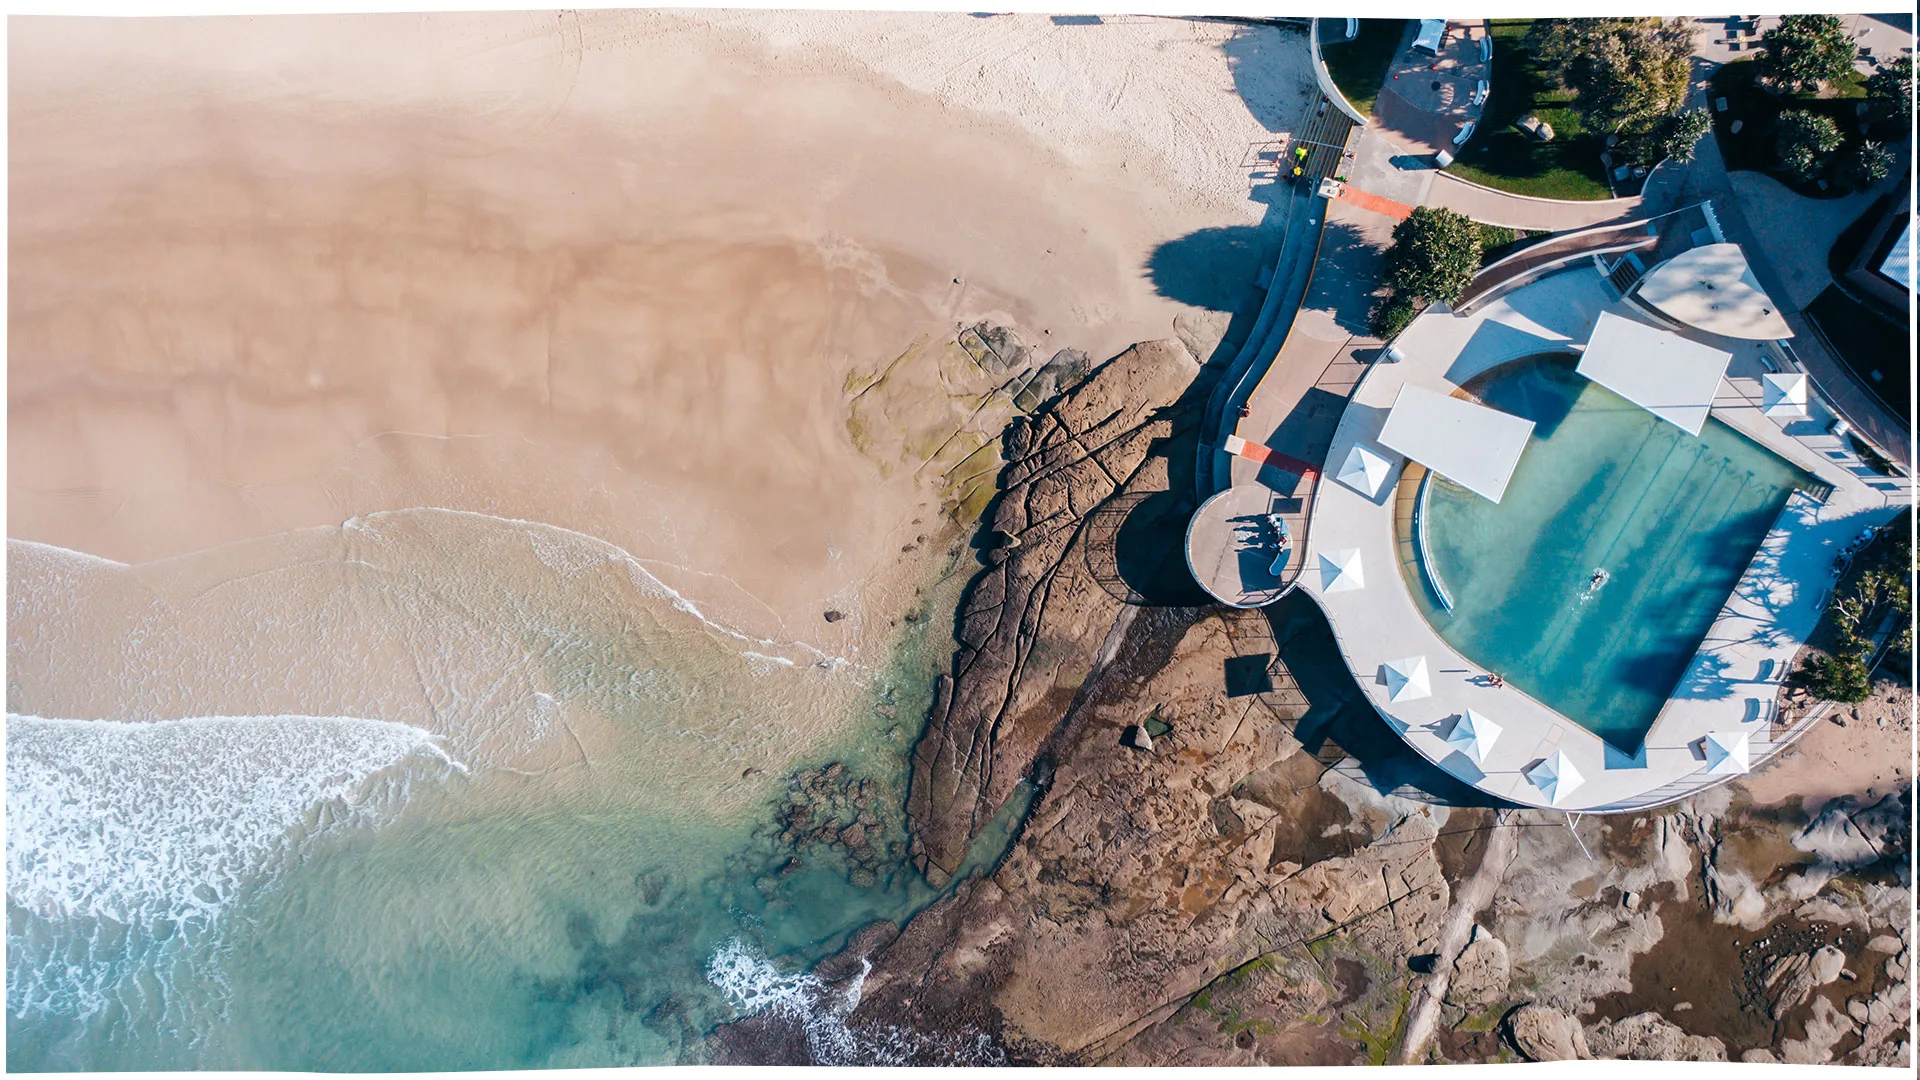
[
  {"xmin": 1576, "ymin": 311, "xmax": 1733, "ymax": 437},
  {"xmin": 1376, "ymin": 383, "xmax": 1535, "ymax": 503},
  {"xmin": 1879, "ymin": 218, "xmax": 1911, "ymax": 292},
  {"xmin": 1634, "ymin": 243, "xmax": 1792, "ymax": 340}
]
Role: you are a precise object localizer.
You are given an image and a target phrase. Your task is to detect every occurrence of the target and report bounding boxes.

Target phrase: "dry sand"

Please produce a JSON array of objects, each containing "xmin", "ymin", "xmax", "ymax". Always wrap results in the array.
[
  {"xmin": 8, "ymin": 11, "xmax": 1311, "ymax": 656},
  {"xmin": 1740, "ymin": 674, "xmax": 1915, "ymax": 814}
]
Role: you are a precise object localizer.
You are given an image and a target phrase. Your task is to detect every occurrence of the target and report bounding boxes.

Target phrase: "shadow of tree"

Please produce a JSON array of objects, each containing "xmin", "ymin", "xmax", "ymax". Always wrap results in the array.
[{"xmin": 1144, "ymin": 225, "xmax": 1278, "ymax": 313}]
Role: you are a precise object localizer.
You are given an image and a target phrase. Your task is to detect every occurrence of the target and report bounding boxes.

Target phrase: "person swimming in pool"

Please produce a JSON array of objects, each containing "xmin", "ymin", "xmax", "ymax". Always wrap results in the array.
[{"xmin": 1589, "ymin": 567, "xmax": 1610, "ymax": 590}]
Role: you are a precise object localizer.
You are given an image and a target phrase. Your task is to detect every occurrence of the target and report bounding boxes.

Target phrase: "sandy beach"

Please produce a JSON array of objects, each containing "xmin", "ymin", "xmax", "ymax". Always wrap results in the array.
[{"xmin": 9, "ymin": 10, "xmax": 1309, "ymax": 649}]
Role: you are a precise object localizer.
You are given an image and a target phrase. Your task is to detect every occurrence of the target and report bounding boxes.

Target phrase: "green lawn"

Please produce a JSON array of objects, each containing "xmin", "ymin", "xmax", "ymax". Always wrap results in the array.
[
  {"xmin": 1709, "ymin": 58, "xmax": 1897, "ymax": 199},
  {"xmin": 1443, "ymin": 19, "xmax": 1613, "ymax": 201},
  {"xmin": 1320, "ymin": 19, "xmax": 1407, "ymax": 117}
]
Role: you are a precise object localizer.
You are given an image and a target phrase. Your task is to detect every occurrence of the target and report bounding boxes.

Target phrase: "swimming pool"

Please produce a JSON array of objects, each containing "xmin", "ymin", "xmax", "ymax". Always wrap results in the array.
[{"xmin": 1402, "ymin": 355, "xmax": 1810, "ymax": 752}]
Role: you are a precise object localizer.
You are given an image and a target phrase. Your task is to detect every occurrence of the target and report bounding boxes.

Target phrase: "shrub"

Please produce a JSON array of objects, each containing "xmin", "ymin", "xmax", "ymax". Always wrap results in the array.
[
  {"xmin": 1797, "ymin": 650, "xmax": 1872, "ymax": 704},
  {"xmin": 1654, "ymin": 108, "xmax": 1712, "ymax": 163},
  {"xmin": 1369, "ymin": 294, "xmax": 1417, "ymax": 339},
  {"xmin": 1757, "ymin": 14, "xmax": 1856, "ymax": 95},
  {"xmin": 1383, "ymin": 206, "xmax": 1483, "ymax": 308},
  {"xmin": 1865, "ymin": 56, "xmax": 1913, "ymax": 124},
  {"xmin": 1774, "ymin": 109, "xmax": 1844, "ymax": 182},
  {"xmin": 1836, "ymin": 141, "xmax": 1894, "ymax": 192}
]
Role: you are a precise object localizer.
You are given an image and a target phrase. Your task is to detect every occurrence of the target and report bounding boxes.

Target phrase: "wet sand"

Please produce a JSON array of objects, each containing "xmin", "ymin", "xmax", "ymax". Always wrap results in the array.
[{"xmin": 9, "ymin": 11, "xmax": 1306, "ymax": 650}]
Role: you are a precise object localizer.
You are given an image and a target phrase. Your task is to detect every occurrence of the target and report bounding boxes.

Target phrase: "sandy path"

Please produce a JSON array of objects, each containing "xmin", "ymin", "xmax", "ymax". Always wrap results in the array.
[{"xmin": 9, "ymin": 12, "xmax": 1310, "ymax": 650}]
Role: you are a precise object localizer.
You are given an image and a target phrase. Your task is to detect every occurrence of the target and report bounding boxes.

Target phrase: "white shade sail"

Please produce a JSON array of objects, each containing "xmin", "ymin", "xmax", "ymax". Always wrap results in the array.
[
  {"xmin": 1376, "ymin": 384, "xmax": 1536, "ymax": 503},
  {"xmin": 1576, "ymin": 311, "xmax": 1733, "ymax": 436},
  {"xmin": 1525, "ymin": 751, "xmax": 1585, "ymax": 805},
  {"xmin": 1336, "ymin": 443, "xmax": 1393, "ymax": 498},
  {"xmin": 1382, "ymin": 655, "xmax": 1431, "ymax": 702},
  {"xmin": 1317, "ymin": 547, "xmax": 1366, "ymax": 593},
  {"xmin": 1704, "ymin": 730, "xmax": 1752, "ymax": 775},
  {"xmin": 1445, "ymin": 709, "xmax": 1502, "ymax": 762},
  {"xmin": 1761, "ymin": 372, "xmax": 1808, "ymax": 419}
]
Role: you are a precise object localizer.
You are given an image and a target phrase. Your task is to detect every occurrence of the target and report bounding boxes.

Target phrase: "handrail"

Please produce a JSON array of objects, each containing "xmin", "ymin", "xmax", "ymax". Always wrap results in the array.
[{"xmin": 1308, "ymin": 19, "xmax": 1371, "ymax": 126}]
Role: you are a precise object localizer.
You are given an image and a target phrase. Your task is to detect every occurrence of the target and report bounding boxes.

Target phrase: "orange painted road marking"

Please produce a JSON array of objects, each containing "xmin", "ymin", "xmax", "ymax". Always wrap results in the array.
[
  {"xmin": 1335, "ymin": 186, "xmax": 1415, "ymax": 221},
  {"xmin": 1223, "ymin": 434, "xmax": 1320, "ymax": 480}
]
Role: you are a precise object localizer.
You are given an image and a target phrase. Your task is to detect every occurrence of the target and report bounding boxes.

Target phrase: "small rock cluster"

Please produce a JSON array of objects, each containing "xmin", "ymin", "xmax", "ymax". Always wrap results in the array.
[{"xmin": 772, "ymin": 762, "xmax": 905, "ymax": 888}]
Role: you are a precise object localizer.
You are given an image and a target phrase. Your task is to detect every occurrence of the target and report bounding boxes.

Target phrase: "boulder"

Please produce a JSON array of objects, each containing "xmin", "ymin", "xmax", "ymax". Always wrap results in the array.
[
  {"xmin": 1504, "ymin": 1004, "xmax": 1591, "ymax": 1061},
  {"xmin": 1445, "ymin": 927, "xmax": 1510, "ymax": 1008},
  {"xmin": 1584, "ymin": 1012, "xmax": 1727, "ymax": 1061},
  {"xmin": 1810, "ymin": 944, "xmax": 1846, "ymax": 986}
]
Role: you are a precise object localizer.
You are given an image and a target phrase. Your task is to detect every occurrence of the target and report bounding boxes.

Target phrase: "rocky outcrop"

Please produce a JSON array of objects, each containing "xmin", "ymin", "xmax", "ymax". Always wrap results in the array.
[
  {"xmin": 1445, "ymin": 927, "xmax": 1511, "ymax": 1009},
  {"xmin": 1585, "ymin": 1012, "xmax": 1727, "ymax": 1061},
  {"xmin": 905, "ymin": 338, "xmax": 1200, "ymax": 881},
  {"xmin": 1504, "ymin": 1004, "xmax": 1591, "ymax": 1061}
]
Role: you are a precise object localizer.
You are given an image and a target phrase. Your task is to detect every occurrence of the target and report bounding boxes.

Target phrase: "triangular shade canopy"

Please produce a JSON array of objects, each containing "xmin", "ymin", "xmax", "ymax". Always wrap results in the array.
[
  {"xmin": 1525, "ymin": 751, "xmax": 1585, "ymax": 805},
  {"xmin": 1761, "ymin": 372, "xmax": 1808, "ymax": 419},
  {"xmin": 1704, "ymin": 730, "xmax": 1751, "ymax": 775},
  {"xmin": 1382, "ymin": 655, "xmax": 1431, "ymax": 702},
  {"xmin": 1445, "ymin": 709, "xmax": 1502, "ymax": 762},
  {"xmin": 1336, "ymin": 443, "xmax": 1392, "ymax": 498},
  {"xmin": 1317, "ymin": 548, "xmax": 1366, "ymax": 593}
]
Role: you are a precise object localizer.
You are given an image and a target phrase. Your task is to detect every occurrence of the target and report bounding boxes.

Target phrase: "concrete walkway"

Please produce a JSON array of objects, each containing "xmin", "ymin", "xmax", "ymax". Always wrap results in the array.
[{"xmin": 1426, "ymin": 172, "xmax": 1646, "ymax": 231}]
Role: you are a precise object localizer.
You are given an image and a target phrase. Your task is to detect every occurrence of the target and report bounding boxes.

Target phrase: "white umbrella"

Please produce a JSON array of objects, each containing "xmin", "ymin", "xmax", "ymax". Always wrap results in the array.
[
  {"xmin": 1761, "ymin": 372, "xmax": 1807, "ymax": 419},
  {"xmin": 1317, "ymin": 548, "xmax": 1366, "ymax": 593},
  {"xmin": 1445, "ymin": 709, "xmax": 1502, "ymax": 762},
  {"xmin": 1336, "ymin": 443, "xmax": 1392, "ymax": 498},
  {"xmin": 1382, "ymin": 655, "xmax": 1431, "ymax": 702},
  {"xmin": 1525, "ymin": 751, "xmax": 1585, "ymax": 806},
  {"xmin": 1704, "ymin": 730, "xmax": 1751, "ymax": 775}
]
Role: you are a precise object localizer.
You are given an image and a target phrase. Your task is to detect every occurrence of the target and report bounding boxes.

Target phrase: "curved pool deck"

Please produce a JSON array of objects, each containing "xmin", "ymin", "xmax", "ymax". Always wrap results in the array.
[{"xmin": 1299, "ymin": 263, "xmax": 1910, "ymax": 812}]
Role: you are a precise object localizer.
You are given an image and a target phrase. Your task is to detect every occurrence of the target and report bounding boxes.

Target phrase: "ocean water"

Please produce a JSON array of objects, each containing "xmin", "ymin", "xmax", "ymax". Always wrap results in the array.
[
  {"xmin": 6, "ymin": 509, "xmax": 1000, "ymax": 1069},
  {"xmin": 1408, "ymin": 357, "xmax": 1808, "ymax": 750}
]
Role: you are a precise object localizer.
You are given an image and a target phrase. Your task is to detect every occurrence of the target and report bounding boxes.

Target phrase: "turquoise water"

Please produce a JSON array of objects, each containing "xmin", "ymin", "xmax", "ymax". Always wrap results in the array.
[
  {"xmin": 6, "ymin": 514, "xmax": 1015, "ymax": 1069},
  {"xmin": 1406, "ymin": 357, "xmax": 1808, "ymax": 751}
]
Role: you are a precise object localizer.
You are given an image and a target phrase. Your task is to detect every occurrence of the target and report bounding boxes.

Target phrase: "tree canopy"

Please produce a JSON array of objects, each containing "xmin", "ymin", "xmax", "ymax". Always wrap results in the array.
[
  {"xmin": 1865, "ymin": 56, "xmax": 1913, "ymax": 122},
  {"xmin": 1757, "ymin": 15, "xmax": 1856, "ymax": 94},
  {"xmin": 1837, "ymin": 141, "xmax": 1893, "ymax": 191},
  {"xmin": 1774, "ymin": 110, "xmax": 1844, "ymax": 182},
  {"xmin": 1653, "ymin": 108, "xmax": 1712, "ymax": 163},
  {"xmin": 1526, "ymin": 18, "xmax": 1694, "ymax": 135},
  {"xmin": 1383, "ymin": 207, "xmax": 1483, "ymax": 308}
]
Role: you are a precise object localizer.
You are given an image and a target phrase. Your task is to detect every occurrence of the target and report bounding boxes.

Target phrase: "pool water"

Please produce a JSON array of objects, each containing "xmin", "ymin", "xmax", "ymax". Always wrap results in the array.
[{"xmin": 1405, "ymin": 356, "xmax": 1809, "ymax": 752}]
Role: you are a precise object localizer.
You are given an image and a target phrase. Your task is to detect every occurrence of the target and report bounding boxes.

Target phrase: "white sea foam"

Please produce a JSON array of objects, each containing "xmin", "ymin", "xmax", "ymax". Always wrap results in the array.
[
  {"xmin": 5, "ymin": 714, "xmax": 457, "ymax": 925},
  {"xmin": 706, "ymin": 939, "xmax": 1004, "ymax": 1066},
  {"xmin": 347, "ymin": 507, "xmax": 854, "ymax": 671}
]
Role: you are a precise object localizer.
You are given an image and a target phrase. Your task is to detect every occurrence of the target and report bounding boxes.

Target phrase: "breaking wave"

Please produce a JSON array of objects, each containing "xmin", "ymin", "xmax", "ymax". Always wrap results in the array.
[
  {"xmin": 6, "ymin": 713, "xmax": 456, "ymax": 1024},
  {"xmin": 705, "ymin": 938, "xmax": 1004, "ymax": 1066}
]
